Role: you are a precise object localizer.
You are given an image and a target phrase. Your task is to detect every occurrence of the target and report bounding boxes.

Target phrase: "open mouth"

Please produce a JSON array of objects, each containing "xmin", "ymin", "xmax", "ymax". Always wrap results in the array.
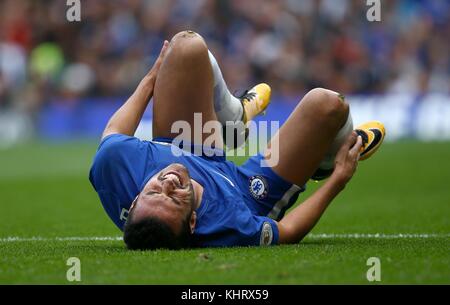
[{"xmin": 163, "ymin": 171, "xmax": 183, "ymax": 187}]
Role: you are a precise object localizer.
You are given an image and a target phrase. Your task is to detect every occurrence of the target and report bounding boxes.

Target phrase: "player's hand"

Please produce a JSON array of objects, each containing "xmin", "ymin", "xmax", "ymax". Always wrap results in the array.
[
  {"xmin": 332, "ymin": 131, "xmax": 362, "ymax": 186},
  {"xmin": 145, "ymin": 40, "xmax": 169, "ymax": 86}
]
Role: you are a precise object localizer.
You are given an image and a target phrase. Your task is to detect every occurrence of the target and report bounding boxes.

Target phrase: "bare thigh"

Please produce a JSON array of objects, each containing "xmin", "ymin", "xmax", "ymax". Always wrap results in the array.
[
  {"xmin": 264, "ymin": 88, "xmax": 349, "ymax": 186},
  {"xmin": 152, "ymin": 31, "xmax": 222, "ymax": 148}
]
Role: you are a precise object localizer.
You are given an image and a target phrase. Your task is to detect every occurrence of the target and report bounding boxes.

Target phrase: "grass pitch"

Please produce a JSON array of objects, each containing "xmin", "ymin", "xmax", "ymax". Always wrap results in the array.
[{"xmin": 0, "ymin": 141, "xmax": 449, "ymax": 284}]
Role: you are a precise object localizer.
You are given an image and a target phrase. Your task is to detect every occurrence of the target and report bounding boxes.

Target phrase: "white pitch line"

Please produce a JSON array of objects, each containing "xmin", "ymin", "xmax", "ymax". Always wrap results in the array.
[
  {"xmin": 307, "ymin": 233, "xmax": 450, "ymax": 239},
  {"xmin": 0, "ymin": 236, "xmax": 123, "ymax": 242},
  {"xmin": 0, "ymin": 233, "xmax": 448, "ymax": 243}
]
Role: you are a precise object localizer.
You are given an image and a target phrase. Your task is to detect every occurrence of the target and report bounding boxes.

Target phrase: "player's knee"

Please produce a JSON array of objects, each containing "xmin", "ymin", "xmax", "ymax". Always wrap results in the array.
[
  {"xmin": 306, "ymin": 88, "xmax": 348, "ymax": 121},
  {"xmin": 169, "ymin": 30, "xmax": 208, "ymax": 60}
]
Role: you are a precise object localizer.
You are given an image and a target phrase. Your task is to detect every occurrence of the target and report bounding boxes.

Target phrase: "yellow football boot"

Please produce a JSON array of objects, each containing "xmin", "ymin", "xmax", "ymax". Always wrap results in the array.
[
  {"xmin": 224, "ymin": 83, "xmax": 271, "ymax": 149},
  {"xmin": 241, "ymin": 83, "xmax": 271, "ymax": 124},
  {"xmin": 355, "ymin": 121, "xmax": 386, "ymax": 161}
]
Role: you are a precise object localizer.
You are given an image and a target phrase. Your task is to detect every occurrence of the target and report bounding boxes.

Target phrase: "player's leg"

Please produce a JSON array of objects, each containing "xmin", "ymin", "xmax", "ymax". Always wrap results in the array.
[
  {"xmin": 264, "ymin": 88, "xmax": 351, "ymax": 187},
  {"xmin": 152, "ymin": 30, "xmax": 268, "ymax": 149},
  {"xmin": 209, "ymin": 50, "xmax": 272, "ymax": 149},
  {"xmin": 208, "ymin": 50, "xmax": 243, "ymax": 124},
  {"xmin": 312, "ymin": 109, "xmax": 354, "ymax": 180},
  {"xmin": 152, "ymin": 30, "xmax": 223, "ymax": 147}
]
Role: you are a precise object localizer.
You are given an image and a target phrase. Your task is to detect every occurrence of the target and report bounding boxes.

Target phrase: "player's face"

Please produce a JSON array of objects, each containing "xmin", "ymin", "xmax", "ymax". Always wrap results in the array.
[{"xmin": 131, "ymin": 163, "xmax": 196, "ymax": 233}]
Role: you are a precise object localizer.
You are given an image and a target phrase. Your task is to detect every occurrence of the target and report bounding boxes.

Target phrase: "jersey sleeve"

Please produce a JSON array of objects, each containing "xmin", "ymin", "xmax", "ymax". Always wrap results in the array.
[
  {"xmin": 228, "ymin": 201, "xmax": 279, "ymax": 246},
  {"xmin": 194, "ymin": 198, "xmax": 279, "ymax": 247},
  {"xmin": 246, "ymin": 215, "xmax": 279, "ymax": 246},
  {"xmin": 89, "ymin": 134, "xmax": 152, "ymax": 229}
]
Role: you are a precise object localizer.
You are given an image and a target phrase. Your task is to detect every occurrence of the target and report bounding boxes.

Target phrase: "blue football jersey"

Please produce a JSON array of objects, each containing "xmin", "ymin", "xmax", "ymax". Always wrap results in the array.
[{"xmin": 89, "ymin": 134, "xmax": 280, "ymax": 247}]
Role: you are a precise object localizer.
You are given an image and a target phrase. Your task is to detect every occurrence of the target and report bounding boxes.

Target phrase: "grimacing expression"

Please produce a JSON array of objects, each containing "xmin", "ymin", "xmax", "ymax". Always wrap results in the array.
[{"xmin": 130, "ymin": 163, "xmax": 196, "ymax": 234}]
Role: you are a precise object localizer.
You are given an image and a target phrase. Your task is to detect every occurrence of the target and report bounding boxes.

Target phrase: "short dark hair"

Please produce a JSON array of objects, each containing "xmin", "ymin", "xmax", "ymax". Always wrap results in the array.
[{"xmin": 123, "ymin": 211, "xmax": 192, "ymax": 250}]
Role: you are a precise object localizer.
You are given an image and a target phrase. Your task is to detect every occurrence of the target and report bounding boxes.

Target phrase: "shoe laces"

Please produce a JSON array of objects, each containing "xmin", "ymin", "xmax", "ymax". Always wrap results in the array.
[{"xmin": 235, "ymin": 89, "xmax": 257, "ymax": 104}]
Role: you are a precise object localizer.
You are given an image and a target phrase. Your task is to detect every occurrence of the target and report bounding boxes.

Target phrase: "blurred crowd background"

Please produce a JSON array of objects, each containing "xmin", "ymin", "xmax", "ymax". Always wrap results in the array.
[{"xmin": 0, "ymin": 0, "xmax": 448, "ymax": 117}]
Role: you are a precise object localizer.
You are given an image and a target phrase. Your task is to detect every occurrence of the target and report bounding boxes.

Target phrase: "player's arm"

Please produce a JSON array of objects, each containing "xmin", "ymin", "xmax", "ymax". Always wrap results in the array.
[
  {"xmin": 277, "ymin": 132, "xmax": 362, "ymax": 244},
  {"xmin": 102, "ymin": 41, "xmax": 169, "ymax": 140}
]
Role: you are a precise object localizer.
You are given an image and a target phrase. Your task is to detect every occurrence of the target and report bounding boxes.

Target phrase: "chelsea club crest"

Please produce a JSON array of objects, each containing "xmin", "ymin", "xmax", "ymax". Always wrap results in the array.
[{"xmin": 249, "ymin": 176, "xmax": 268, "ymax": 200}]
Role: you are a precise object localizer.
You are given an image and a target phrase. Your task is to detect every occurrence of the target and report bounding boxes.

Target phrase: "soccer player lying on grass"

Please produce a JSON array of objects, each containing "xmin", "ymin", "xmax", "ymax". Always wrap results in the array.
[{"xmin": 89, "ymin": 31, "xmax": 385, "ymax": 250}]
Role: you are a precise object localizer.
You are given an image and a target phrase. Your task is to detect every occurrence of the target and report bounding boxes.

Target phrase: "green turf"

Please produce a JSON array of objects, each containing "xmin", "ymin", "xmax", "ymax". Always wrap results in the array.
[{"xmin": 0, "ymin": 141, "xmax": 449, "ymax": 284}]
